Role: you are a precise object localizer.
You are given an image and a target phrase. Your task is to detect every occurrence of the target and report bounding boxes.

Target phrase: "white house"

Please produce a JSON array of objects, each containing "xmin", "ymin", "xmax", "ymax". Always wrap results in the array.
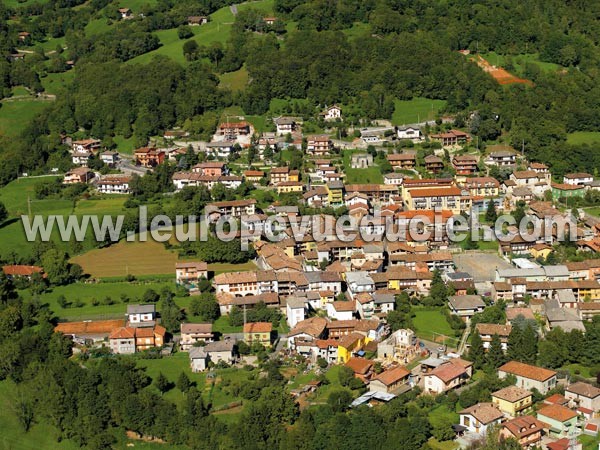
[
  {"xmin": 205, "ymin": 141, "xmax": 235, "ymax": 158},
  {"xmin": 96, "ymin": 175, "xmax": 131, "ymax": 194},
  {"xmin": 448, "ymin": 295, "xmax": 486, "ymax": 322},
  {"xmin": 563, "ymin": 173, "xmax": 594, "ymax": 186},
  {"xmin": 127, "ymin": 304, "xmax": 156, "ymax": 326},
  {"xmin": 326, "ymin": 301, "xmax": 354, "ymax": 320},
  {"xmin": 286, "ymin": 296, "xmax": 307, "ymax": 328},
  {"xmin": 345, "ymin": 271, "xmax": 375, "ymax": 298},
  {"xmin": 424, "ymin": 358, "xmax": 473, "ymax": 394},
  {"xmin": 459, "ymin": 403, "xmax": 504, "ymax": 435},
  {"xmin": 565, "ymin": 382, "xmax": 600, "ymax": 412},
  {"xmin": 396, "ymin": 126, "xmax": 422, "ymax": 142},
  {"xmin": 322, "ymin": 105, "xmax": 342, "ymax": 121},
  {"xmin": 100, "ymin": 151, "xmax": 119, "ymax": 166},
  {"xmin": 72, "ymin": 151, "xmax": 91, "ymax": 166},
  {"xmin": 189, "ymin": 347, "xmax": 209, "ymax": 372},
  {"xmin": 498, "ymin": 361, "xmax": 558, "ymax": 394}
]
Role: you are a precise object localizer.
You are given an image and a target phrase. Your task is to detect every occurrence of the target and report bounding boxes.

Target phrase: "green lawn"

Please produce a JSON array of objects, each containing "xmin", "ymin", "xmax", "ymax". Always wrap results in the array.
[
  {"xmin": 342, "ymin": 150, "xmax": 384, "ymax": 184},
  {"xmin": 392, "ymin": 97, "xmax": 446, "ymax": 126},
  {"xmin": 309, "ymin": 365, "xmax": 354, "ymax": 403},
  {"xmin": 1, "ymin": 0, "xmax": 50, "ymax": 7},
  {"xmin": 561, "ymin": 363, "xmax": 593, "ymax": 379},
  {"xmin": 567, "ymin": 131, "xmax": 600, "ymax": 145},
  {"xmin": 212, "ymin": 315, "xmax": 242, "ymax": 334},
  {"xmin": 85, "ymin": 18, "xmax": 114, "ymax": 36},
  {"xmin": 412, "ymin": 306, "xmax": 459, "ymax": 344},
  {"xmin": 113, "ymin": 134, "xmax": 136, "ymax": 154},
  {"xmin": 117, "ymin": 0, "xmax": 159, "ymax": 12},
  {"xmin": 427, "ymin": 438, "xmax": 459, "ymax": 450},
  {"xmin": 0, "ymin": 99, "xmax": 52, "ymax": 138}
]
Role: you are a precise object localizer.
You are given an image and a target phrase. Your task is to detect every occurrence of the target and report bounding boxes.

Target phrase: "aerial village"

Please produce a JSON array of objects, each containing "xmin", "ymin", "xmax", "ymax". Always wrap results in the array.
[{"xmin": 10, "ymin": 104, "xmax": 600, "ymax": 450}]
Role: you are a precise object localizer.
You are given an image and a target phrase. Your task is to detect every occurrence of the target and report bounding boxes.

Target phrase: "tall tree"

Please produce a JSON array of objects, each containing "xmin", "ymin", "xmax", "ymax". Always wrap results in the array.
[
  {"xmin": 486, "ymin": 334, "xmax": 506, "ymax": 370},
  {"xmin": 468, "ymin": 329, "xmax": 486, "ymax": 369}
]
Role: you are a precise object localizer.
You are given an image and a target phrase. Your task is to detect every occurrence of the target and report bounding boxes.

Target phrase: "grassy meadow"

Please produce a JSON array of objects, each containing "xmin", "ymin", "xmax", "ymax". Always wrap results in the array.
[
  {"xmin": 0, "ymin": 99, "xmax": 52, "ymax": 138},
  {"xmin": 392, "ymin": 97, "xmax": 446, "ymax": 125}
]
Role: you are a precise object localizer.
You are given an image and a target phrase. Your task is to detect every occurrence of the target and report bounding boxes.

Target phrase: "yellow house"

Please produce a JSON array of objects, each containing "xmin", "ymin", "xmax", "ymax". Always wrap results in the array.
[
  {"xmin": 288, "ymin": 170, "xmax": 300, "ymax": 182},
  {"xmin": 243, "ymin": 322, "xmax": 272, "ymax": 348},
  {"xmin": 337, "ymin": 332, "xmax": 365, "ymax": 363},
  {"xmin": 491, "ymin": 386, "xmax": 532, "ymax": 417},
  {"xmin": 326, "ymin": 181, "xmax": 344, "ymax": 206},
  {"xmin": 276, "ymin": 181, "xmax": 304, "ymax": 194},
  {"xmin": 530, "ymin": 243, "xmax": 553, "ymax": 260}
]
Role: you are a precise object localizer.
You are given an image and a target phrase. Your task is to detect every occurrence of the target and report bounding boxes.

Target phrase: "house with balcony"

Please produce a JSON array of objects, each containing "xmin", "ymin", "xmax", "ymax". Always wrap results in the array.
[
  {"xmin": 452, "ymin": 154, "xmax": 479, "ymax": 175},
  {"xmin": 537, "ymin": 404, "xmax": 578, "ymax": 438},
  {"xmin": 429, "ymin": 129, "xmax": 470, "ymax": 148},
  {"xmin": 175, "ymin": 261, "xmax": 208, "ymax": 288},
  {"xmin": 498, "ymin": 361, "xmax": 558, "ymax": 394},
  {"xmin": 180, "ymin": 323, "xmax": 214, "ymax": 351},
  {"xmin": 492, "ymin": 386, "xmax": 533, "ymax": 417},
  {"xmin": 424, "ymin": 155, "xmax": 444, "ymax": 173},
  {"xmin": 307, "ymin": 135, "xmax": 333, "ymax": 156},
  {"xmin": 243, "ymin": 322, "xmax": 273, "ymax": 348},
  {"xmin": 459, "ymin": 403, "xmax": 504, "ymax": 435},
  {"xmin": 500, "ymin": 416, "xmax": 545, "ymax": 448}
]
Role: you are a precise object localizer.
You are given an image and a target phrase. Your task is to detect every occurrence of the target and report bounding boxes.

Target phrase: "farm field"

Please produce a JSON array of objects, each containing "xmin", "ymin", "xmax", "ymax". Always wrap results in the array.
[
  {"xmin": 479, "ymin": 51, "xmax": 561, "ymax": 74},
  {"xmin": 41, "ymin": 70, "xmax": 75, "ymax": 95},
  {"xmin": 219, "ymin": 66, "xmax": 249, "ymax": 92},
  {"xmin": 0, "ymin": 99, "xmax": 52, "ymax": 138},
  {"xmin": 392, "ymin": 97, "xmax": 446, "ymax": 125},
  {"xmin": 567, "ymin": 131, "xmax": 600, "ymax": 145},
  {"xmin": 71, "ymin": 239, "xmax": 180, "ymax": 277}
]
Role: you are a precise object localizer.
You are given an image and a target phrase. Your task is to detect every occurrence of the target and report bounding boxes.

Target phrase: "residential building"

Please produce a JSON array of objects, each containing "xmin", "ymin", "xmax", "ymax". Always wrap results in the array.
[
  {"xmin": 552, "ymin": 183, "xmax": 585, "ymax": 201},
  {"xmin": 396, "ymin": 126, "xmax": 422, "ymax": 142},
  {"xmin": 189, "ymin": 347, "xmax": 209, "ymax": 372},
  {"xmin": 180, "ymin": 323, "xmax": 213, "ymax": 351},
  {"xmin": 424, "ymin": 155, "xmax": 444, "ymax": 173},
  {"xmin": 307, "ymin": 135, "xmax": 333, "ymax": 156},
  {"xmin": 187, "ymin": 15, "xmax": 208, "ymax": 25},
  {"xmin": 459, "ymin": 403, "xmax": 504, "ymax": 434},
  {"xmin": 244, "ymin": 170, "xmax": 265, "ymax": 183},
  {"xmin": 96, "ymin": 175, "xmax": 131, "ymax": 194},
  {"xmin": 498, "ymin": 361, "xmax": 558, "ymax": 394},
  {"xmin": 175, "ymin": 261, "xmax": 208, "ymax": 287},
  {"xmin": 243, "ymin": 322, "xmax": 273, "ymax": 348},
  {"xmin": 321, "ymin": 105, "xmax": 342, "ymax": 121},
  {"xmin": 564, "ymin": 173, "xmax": 593, "ymax": 186},
  {"xmin": 369, "ymin": 366, "xmax": 411, "ymax": 393},
  {"xmin": 388, "ymin": 152, "xmax": 416, "ymax": 170},
  {"xmin": 204, "ymin": 338, "xmax": 236, "ymax": 363},
  {"xmin": 72, "ymin": 150, "xmax": 91, "ymax": 166},
  {"xmin": 462, "ymin": 177, "xmax": 500, "ymax": 198},
  {"xmin": 424, "ymin": 358, "xmax": 473, "ymax": 393},
  {"xmin": 109, "ymin": 327, "xmax": 136, "ymax": 354},
  {"xmin": 500, "ymin": 416, "xmax": 545, "ymax": 448},
  {"xmin": 270, "ymin": 166, "xmax": 290, "ymax": 184},
  {"xmin": 274, "ymin": 117, "xmax": 298, "ymax": 135},
  {"xmin": 492, "ymin": 386, "xmax": 533, "ymax": 417},
  {"xmin": 537, "ymin": 404, "xmax": 578, "ymax": 437},
  {"xmin": 429, "ymin": 129, "xmax": 470, "ymax": 147},
  {"xmin": 217, "ymin": 121, "xmax": 250, "ymax": 139},
  {"xmin": 384, "ymin": 172, "xmax": 405, "ymax": 185},
  {"xmin": 475, "ymin": 323, "xmax": 512, "ymax": 350},
  {"xmin": 326, "ymin": 301, "xmax": 355, "ymax": 321},
  {"xmin": 448, "ymin": 295, "xmax": 486, "ymax": 322},
  {"xmin": 205, "ymin": 199, "xmax": 256, "ymax": 220},
  {"xmin": 276, "ymin": 181, "xmax": 304, "ymax": 194},
  {"xmin": 351, "ymin": 153, "xmax": 374, "ymax": 168},
  {"xmin": 1, "ymin": 265, "xmax": 44, "ymax": 280},
  {"xmin": 127, "ymin": 304, "xmax": 156, "ymax": 327},
  {"xmin": 403, "ymin": 186, "xmax": 470, "ymax": 214},
  {"xmin": 326, "ymin": 180, "xmax": 344, "ymax": 206},
  {"xmin": 565, "ymin": 381, "xmax": 600, "ymax": 412},
  {"xmin": 286, "ymin": 296, "xmax": 306, "ymax": 328},
  {"xmin": 485, "ymin": 147, "xmax": 517, "ymax": 166},
  {"xmin": 205, "ymin": 141, "xmax": 235, "ymax": 158},
  {"xmin": 134, "ymin": 148, "xmax": 165, "ymax": 167},
  {"xmin": 100, "ymin": 151, "xmax": 119, "ymax": 167},
  {"xmin": 63, "ymin": 167, "xmax": 94, "ymax": 184},
  {"xmin": 452, "ymin": 154, "xmax": 479, "ymax": 175},
  {"xmin": 337, "ymin": 332, "xmax": 365, "ymax": 363},
  {"xmin": 193, "ymin": 162, "xmax": 227, "ymax": 177},
  {"xmin": 71, "ymin": 139, "xmax": 101, "ymax": 153}
]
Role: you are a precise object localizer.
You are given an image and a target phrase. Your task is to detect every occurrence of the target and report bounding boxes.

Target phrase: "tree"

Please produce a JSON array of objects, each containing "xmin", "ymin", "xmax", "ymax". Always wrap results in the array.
[
  {"xmin": 142, "ymin": 289, "xmax": 160, "ymax": 303},
  {"xmin": 0, "ymin": 201, "xmax": 7, "ymax": 224},
  {"xmin": 486, "ymin": 334, "xmax": 506, "ymax": 370},
  {"xmin": 177, "ymin": 372, "xmax": 191, "ymax": 393},
  {"xmin": 177, "ymin": 25, "xmax": 194, "ymax": 40},
  {"xmin": 337, "ymin": 366, "xmax": 355, "ymax": 387},
  {"xmin": 40, "ymin": 249, "xmax": 71, "ymax": 285},
  {"xmin": 485, "ymin": 199, "xmax": 497, "ymax": 223},
  {"xmin": 189, "ymin": 293, "xmax": 220, "ymax": 322},
  {"xmin": 327, "ymin": 389, "xmax": 353, "ymax": 413},
  {"xmin": 429, "ymin": 269, "xmax": 448, "ymax": 306},
  {"xmin": 183, "ymin": 40, "xmax": 200, "ymax": 61},
  {"xmin": 154, "ymin": 373, "xmax": 171, "ymax": 395},
  {"xmin": 468, "ymin": 329, "xmax": 486, "ymax": 369}
]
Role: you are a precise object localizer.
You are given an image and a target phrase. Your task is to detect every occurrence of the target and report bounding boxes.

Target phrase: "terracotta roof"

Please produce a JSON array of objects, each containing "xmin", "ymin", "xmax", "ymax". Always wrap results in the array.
[
  {"xmin": 332, "ymin": 301, "xmax": 355, "ymax": 312},
  {"xmin": 373, "ymin": 365, "xmax": 410, "ymax": 385},
  {"xmin": 502, "ymin": 415, "xmax": 545, "ymax": 439},
  {"xmin": 429, "ymin": 361, "xmax": 468, "ymax": 383},
  {"xmin": 459, "ymin": 403, "xmax": 504, "ymax": 425},
  {"xmin": 499, "ymin": 361, "xmax": 557, "ymax": 382},
  {"xmin": 243, "ymin": 322, "xmax": 272, "ymax": 333},
  {"xmin": 2, "ymin": 265, "xmax": 44, "ymax": 277},
  {"xmin": 175, "ymin": 261, "xmax": 208, "ymax": 270},
  {"xmin": 537, "ymin": 404, "xmax": 577, "ymax": 423},
  {"xmin": 492, "ymin": 386, "xmax": 531, "ymax": 403},
  {"xmin": 338, "ymin": 332, "xmax": 363, "ymax": 349},
  {"xmin": 345, "ymin": 357, "xmax": 373, "ymax": 375},
  {"xmin": 180, "ymin": 323, "xmax": 212, "ymax": 334},
  {"xmin": 109, "ymin": 327, "xmax": 135, "ymax": 339},
  {"xmin": 288, "ymin": 316, "xmax": 328, "ymax": 338},
  {"xmin": 56, "ymin": 319, "xmax": 125, "ymax": 335},
  {"xmin": 544, "ymin": 394, "xmax": 568, "ymax": 406},
  {"xmin": 475, "ymin": 323, "xmax": 512, "ymax": 337},
  {"xmin": 407, "ymin": 187, "xmax": 462, "ymax": 197}
]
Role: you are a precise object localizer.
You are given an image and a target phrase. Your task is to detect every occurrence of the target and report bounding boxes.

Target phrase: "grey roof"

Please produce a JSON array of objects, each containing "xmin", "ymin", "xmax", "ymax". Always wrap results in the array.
[
  {"xmin": 421, "ymin": 357, "xmax": 446, "ymax": 368},
  {"xmin": 188, "ymin": 347, "xmax": 208, "ymax": 359},
  {"xmin": 542, "ymin": 265, "xmax": 569, "ymax": 278},
  {"xmin": 497, "ymin": 268, "xmax": 546, "ymax": 279},
  {"xmin": 345, "ymin": 271, "xmax": 374, "ymax": 286},
  {"xmin": 556, "ymin": 289, "xmax": 576, "ymax": 304},
  {"xmin": 204, "ymin": 338, "xmax": 236, "ymax": 353},
  {"xmin": 274, "ymin": 116, "xmax": 296, "ymax": 125},
  {"xmin": 328, "ymin": 180, "xmax": 344, "ymax": 190},
  {"xmin": 364, "ymin": 243, "xmax": 384, "ymax": 254},
  {"xmin": 373, "ymin": 292, "xmax": 395, "ymax": 304},
  {"xmin": 448, "ymin": 295, "xmax": 485, "ymax": 310},
  {"xmin": 350, "ymin": 391, "xmax": 396, "ymax": 407},
  {"xmin": 286, "ymin": 296, "xmax": 307, "ymax": 309},
  {"xmin": 446, "ymin": 271, "xmax": 472, "ymax": 281},
  {"xmin": 512, "ymin": 187, "xmax": 534, "ymax": 196},
  {"xmin": 127, "ymin": 304, "xmax": 156, "ymax": 314}
]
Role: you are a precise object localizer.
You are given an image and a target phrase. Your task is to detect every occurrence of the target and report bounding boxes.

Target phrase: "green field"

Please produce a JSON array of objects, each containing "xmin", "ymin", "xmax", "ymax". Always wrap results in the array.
[
  {"xmin": 392, "ymin": 97, "xmax": 446, "ymax": 126},
  {"xmin": 412, "ymin": 306, "xmax": 459, "ymax": 344},
  {"xmin": 20, "ymin": 280, "xmax": 176, "ymax": 320},
  {"xmin": 219, "ymin": 66, "xmax": 249, "ymax": 91},
  {"xmin": 1, "ymin": 0, "xmax": 50, "ymax": 7},
  {"xmin": 566, "ymin": 131, "xmax": 600, "ymax": 145},
  {"xmin": 129, "ymin": 0, "xmax": 274, "ymax": 65},
  {"xmin": 342, "ymin": 150, "xmax": 384, "ymax": 184},
  {"xmin": 480, "ymin": 51, "xmax": 561, "ymax": 74},
  {"xmin": 41, "ymin": 70, "xmax": 75, "ymax": 95},
  {"xmin": 0, "ymin": 99, "xmax": 52, "ymax": 138}
]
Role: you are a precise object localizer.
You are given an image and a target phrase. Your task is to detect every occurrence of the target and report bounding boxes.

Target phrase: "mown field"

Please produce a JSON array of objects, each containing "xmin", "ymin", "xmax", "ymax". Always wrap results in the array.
[
  {"xmin": 566, "ymin": 131, "xmax": 600, "ymax": 145},
  {"xmin": 479, "ymin": 51, "xmax": 561, "ymax": 73},
  {"xmin": 0, "ymin": 99, "xmax": 52, "ymax": 138},
  {"xmin": 342, "ymin": 150, "xmax": 384, "ymax": 184},
  {"xmin": 392, "ymin": 97, "xmax": 446, "ymax": 125},
  {"xmin": 412, "ymin": 306, "xmax": 460, "ymax": 345}
]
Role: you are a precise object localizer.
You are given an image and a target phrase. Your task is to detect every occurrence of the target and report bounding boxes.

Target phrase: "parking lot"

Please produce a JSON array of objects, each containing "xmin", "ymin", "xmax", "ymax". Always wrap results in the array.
[{"xmin": 453, "ymin": 251, "xmax": 512, "ymax": 283}]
